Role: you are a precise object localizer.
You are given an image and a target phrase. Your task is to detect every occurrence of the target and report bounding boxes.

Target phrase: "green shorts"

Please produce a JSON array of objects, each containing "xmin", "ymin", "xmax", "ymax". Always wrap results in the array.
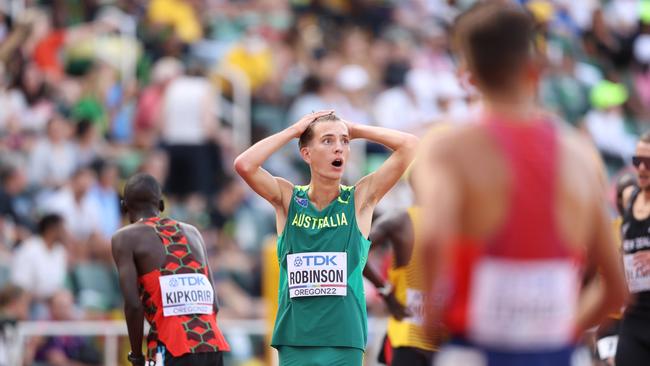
[{"xmin": 277, "ymin": 346, "xmax": 364, "ymax": 366}]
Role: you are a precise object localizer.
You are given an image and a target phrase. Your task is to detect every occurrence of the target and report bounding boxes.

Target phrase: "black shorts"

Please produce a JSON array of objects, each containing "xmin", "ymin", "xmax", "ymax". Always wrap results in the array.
[
  {"xmin": 149, "ymin": 348, "xmax": 224, "ymax": 366},
  {"xmin": 615, "ymin": 314, "xmax": 650, "ymax": 366},
  {"xmin": 376, "ymin": 333, "xmax": 433, "ymax": 366},
  {"xmin": 390, "ymin": 347, "xmax": 433, "ymax": 366}
]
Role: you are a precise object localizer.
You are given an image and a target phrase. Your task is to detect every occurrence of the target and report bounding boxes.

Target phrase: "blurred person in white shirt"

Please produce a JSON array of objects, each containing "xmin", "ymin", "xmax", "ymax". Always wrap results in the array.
[
  {"xmin": 41, "ymin": 166, "xmax": 102, "ymax": 262},
  {"xmin": 374, "ymin": 61, "xmax": 432, "ymax": 132},
  {"xmin": 10, "ymin": 214, "xmax": 67, "ymax": 316},
  {"xmin": 28, "ymin": 115, "xmax": 76, "ymax": 190},
  {"xmin": 161, "ymin": 63, "xmax": 220, "ymax": 201}
]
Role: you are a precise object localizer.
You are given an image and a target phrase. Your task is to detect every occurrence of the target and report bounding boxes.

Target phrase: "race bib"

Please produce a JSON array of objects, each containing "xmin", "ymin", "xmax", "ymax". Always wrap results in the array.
[
  {"xmin": 287, "ymin": 252, "xmax": 347, "ymax": 298},
  {"xmin": 468, "ymin": 258, "xmax": 578, "ymax": 349},
  {"xmin": 624, "ymin": 253, "xmax": 650, "ymax": 293},
  {"xmin": 404, "ymin": 289, "xmax": 425, "ymax": 326},
  {"xmin": 159, "ymin": 273, "xmax": 214, "ymax": 317}
]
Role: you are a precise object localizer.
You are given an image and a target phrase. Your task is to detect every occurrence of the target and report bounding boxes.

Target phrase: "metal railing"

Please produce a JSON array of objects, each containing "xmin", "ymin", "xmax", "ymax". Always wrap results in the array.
[{"xmin": 12, "ymin": 318, "xmax": 387, "ymax": 366}]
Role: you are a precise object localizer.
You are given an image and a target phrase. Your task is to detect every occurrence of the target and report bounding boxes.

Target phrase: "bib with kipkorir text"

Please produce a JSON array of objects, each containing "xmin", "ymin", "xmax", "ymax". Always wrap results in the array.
[
  {"xmin": 468, "ymin": 258, "xmax": 579, "ymax": 350},
  {"xmin": 287, "ymin": 252, "xmax": 347, "ymax": 298},
  {"xmin": 159, "ymin": 273, "xmax": 214, "ymax": 317}
]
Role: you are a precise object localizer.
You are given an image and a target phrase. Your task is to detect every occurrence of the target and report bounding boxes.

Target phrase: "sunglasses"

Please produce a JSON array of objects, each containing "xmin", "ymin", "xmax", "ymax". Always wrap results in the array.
[{"xmin": 632, "ymin": 156, "xmax": 650, "ymax": 168}]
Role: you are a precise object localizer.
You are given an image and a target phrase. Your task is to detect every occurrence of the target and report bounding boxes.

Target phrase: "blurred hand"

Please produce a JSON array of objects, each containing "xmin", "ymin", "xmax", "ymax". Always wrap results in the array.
[
  {"xmin": 291, "ymin": 110, "xmax": 333, "ymax": 138},
  {"xmin": 382, "ymin": 291, "xmax": 411, "ymax": 320}
]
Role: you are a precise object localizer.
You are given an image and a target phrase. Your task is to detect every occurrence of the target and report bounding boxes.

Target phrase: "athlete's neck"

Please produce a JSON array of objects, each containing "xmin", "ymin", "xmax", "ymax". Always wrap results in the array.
[
  {"xmin": 130, "ymin": 209, "xmax": 160, "ymax": 224},
  {"xmin": 483, "ymin": 90, "xmax": 541, "ymax": 123},
  {"xmin": 307, "ymin": 177, "xmax": 341, "ymax": 210},
  {"xmin": 642, "ymin": 186, "xmax": 650, "ymax": 202}
]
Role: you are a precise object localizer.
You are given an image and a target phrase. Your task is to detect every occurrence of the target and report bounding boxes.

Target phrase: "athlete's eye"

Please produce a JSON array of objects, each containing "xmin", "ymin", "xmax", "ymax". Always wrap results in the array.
[
  {"xmin": 323, "ymin": 138, "xmax": 331, "ymax": 144},
  {"xmin": 342, "ymin": 138, "xmax": 350, "ymax": 145}
]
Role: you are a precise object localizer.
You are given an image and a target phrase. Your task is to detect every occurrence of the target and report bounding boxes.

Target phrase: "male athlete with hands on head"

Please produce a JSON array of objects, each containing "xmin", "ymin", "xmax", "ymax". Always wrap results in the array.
[{"xmin": 235, "ymin": 110, "xmax": 418, "ymax": 365}]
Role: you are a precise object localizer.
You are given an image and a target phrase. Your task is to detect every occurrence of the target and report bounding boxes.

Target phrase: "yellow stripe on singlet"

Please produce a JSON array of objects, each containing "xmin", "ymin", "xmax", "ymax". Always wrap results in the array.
[{"xmin": 386, "ymin": 207, "xmax": 438, "ymax": 351}]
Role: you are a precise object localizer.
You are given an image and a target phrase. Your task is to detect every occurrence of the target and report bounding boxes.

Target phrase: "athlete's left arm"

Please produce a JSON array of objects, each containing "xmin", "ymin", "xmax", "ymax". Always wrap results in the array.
[
  {"xmin": 351, "ymin": 123, "xmax": 419, "ymax": 234},
  {"xmin": 111, "ymin": 231, "xmax": 145, "ymax": 361}
]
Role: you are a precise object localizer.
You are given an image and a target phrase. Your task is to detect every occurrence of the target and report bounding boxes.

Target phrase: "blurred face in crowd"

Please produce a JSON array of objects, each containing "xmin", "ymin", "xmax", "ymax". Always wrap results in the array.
[
  {"xmin": 71, "ymin": 169, "xmax": 96, "ymax": 197},
  {"xmin": 46, "ymin": 116, "xmax": 71, "ymax": 144},
  {"xmin": 99, "ymin": 164, "xmax": 118, "ymax": 188},
  {"xmin": 22, "ymin": 62, "xmax": 44, "ymax": 96},
  {"xmin": 5, "ymin": 168, "xmax": 27, "ymax": 195},
  {"xmin": 49, "ymin": 290, "xmax": 75, "ymax": 321},
  {"xmin": 300, "ymin": 119, "xmax": 350, "ymax": 181},
  {"xmin": 45, "ymin": 219, "xmax": 67, "ymax": 244},
  {"xmin": 634, "ymin": 141, "xmax": 650, "ymax": 190}
]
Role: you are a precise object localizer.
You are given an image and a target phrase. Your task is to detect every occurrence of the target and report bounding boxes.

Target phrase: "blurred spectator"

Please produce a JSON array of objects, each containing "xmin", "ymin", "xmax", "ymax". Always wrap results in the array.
[
  {"xmin": 28, "ymin": 116, "xmax": 76, "ymax": 189},
  {"xmin": 161, "ymin": 64, "xmax": 219, "ymax": 200},
  {"xmin": 10, "ymin": 214, "xmax": 67, "ymax": 302},
  {"xmin": 148, "ymin": 0, "xmax": 203, "ymax": 44},
  {"xmin": 541, "ymin": 47, "xmax": 592, "ymax": 126},
  {"xmin": 73, "ymin": 120, "xmax": 103, "ymax": 168},
  {"xmin": 0, "ymin": 164, "xmax": 32, "ymax": 235},
  {"xmin": 41, "ymin": 167, "xmax": 101, "ymax": 260},
  {"xmin": 88, "ymin": 160, "xmax": 120, "ymax": 240},
  {"xmin": 134, "ymin": 57, "xmax": 183, "ymax": 147},
  {"xmin": 0, "ymin": 284, "xmax": 30, "ymax": 366},
  {"xmin": 287, "ymin": 74, "xmax": 330, "ymax": 125},
  {"xmin": 583, "ymin": 80, "xmax": 637, "ymax": 173},
  {"xmin": 7, "ymin": 61, "xmax": 54, "ymax": 132},
  {"xmin": 33, "ymin": 290, "xmax": 101, "ymax": 366},
  {"xmin": 373, "ymin": 61, "xmax": 429, "ymax": 132},
  {"xmin": 334, "ymin": 64, "xmax": 372, "ymax": 124}
]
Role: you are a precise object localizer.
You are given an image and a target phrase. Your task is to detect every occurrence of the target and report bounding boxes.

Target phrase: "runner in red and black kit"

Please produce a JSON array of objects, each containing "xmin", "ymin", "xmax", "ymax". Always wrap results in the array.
[
  {"xmin": 112, "ymin": 173, "xmax": 229, "ymax": 366},
  {"xmin": 617, "ymin": 134, "xmax": 650, "ymax": 365}
]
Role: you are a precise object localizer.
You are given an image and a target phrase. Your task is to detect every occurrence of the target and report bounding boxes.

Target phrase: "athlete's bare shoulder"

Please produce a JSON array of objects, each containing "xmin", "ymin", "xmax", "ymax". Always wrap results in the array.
[
  {"xmin": 112, "ymin": 224, "xmax": 149, "ymax": 247},
  {"xmin": 178, "ymin": 222, "xmax": 203, "ymax": 244},
  {"xmin": 557, "ymin": 123, "xmax": 605, "ymax": 185}
]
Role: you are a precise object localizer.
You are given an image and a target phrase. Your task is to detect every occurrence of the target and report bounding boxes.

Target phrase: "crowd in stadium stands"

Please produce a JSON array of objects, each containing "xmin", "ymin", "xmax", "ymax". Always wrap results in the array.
[{"xmin": 0, "ymin": 0, "xmax": 648, "ymax": 364}]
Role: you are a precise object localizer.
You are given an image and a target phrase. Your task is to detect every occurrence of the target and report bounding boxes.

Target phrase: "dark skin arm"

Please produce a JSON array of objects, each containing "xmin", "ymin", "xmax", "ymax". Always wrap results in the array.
[
  {"xmin": 363, "ymin": 210, "xmax": 413, "ymax": 320},
  {"xmin": 111, "ymin": 230, "xmax": 145, "ymax": 363}
]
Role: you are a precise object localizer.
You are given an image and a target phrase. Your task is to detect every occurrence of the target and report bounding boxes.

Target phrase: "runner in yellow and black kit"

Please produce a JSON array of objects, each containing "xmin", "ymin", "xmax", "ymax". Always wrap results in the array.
[{"xmin": 364, "ymin": 204, "xmax": 439, "ymax": 366}]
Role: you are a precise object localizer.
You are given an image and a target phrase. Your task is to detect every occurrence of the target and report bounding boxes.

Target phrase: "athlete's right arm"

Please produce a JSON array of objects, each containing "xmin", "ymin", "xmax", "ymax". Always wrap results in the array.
[
  {"xmin": 234, "ymin": 111, "xmax": 333, "ymax": 209},
  {"xmin": 111, "ymin": 231, "xmax": 145, "ymax": 361}
]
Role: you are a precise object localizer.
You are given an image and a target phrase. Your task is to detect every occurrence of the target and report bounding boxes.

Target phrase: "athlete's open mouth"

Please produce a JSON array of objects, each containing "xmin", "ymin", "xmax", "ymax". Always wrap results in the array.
[{"xmin": 332, "ymin": 159, "xmax": 343, "ymax": 167}]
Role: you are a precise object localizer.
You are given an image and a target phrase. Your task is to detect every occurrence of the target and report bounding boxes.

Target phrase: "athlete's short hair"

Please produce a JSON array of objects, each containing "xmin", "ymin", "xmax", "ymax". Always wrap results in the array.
[
  {"xmin": 298, "ymin": 113, "xmax": 344, "ymax": 148},
  {"xmin": 453, "ymin": 3, "xmax": 535, "ymax": 93},
  {"xmin": 123, "ymin": 173, "xmax": 162, "ymax": 212}
]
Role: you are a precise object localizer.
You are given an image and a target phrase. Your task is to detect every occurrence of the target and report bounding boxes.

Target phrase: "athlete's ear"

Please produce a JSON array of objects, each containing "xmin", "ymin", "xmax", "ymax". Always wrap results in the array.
[
  {"xmin": 300, "ymin": 146, "xmax": 311, "ymax": 164},
  {"xmin": 159, "ymin": 199, "xmax": 165, "ymax": 213}
]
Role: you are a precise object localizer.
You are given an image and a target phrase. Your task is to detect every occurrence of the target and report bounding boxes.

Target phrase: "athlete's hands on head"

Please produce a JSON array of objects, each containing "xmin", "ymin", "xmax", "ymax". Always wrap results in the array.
[
  {"xmin": 291, "ymin": 110, "xmax": 334, "ymax": 137},
  {"xmin": 341, "ymin": 119, "xmax": 357, "ymax": 139}
]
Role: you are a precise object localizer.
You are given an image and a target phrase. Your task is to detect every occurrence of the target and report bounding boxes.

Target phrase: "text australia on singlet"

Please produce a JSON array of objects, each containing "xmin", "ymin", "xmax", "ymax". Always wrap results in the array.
[{"xmin": 287, "ymin": 212, "xmax": 349, "ymax": 298}]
